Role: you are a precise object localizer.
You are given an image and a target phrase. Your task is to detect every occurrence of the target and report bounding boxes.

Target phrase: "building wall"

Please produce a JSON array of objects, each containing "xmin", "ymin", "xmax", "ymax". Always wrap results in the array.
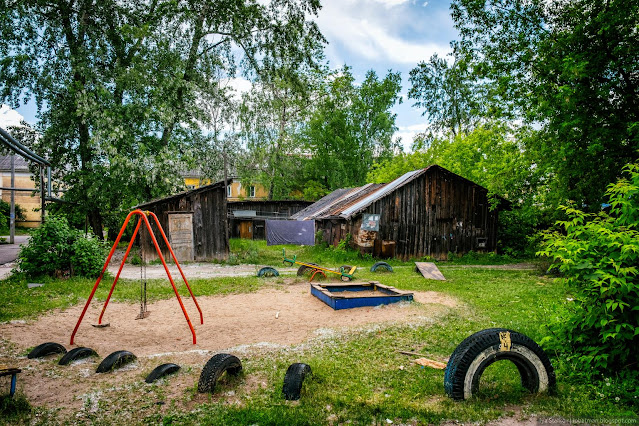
[
  {"xmin": 319, "ymin": 168, "xmax": 499, "ymax": 260},
  {"xmin": 226, "ymin": 181, "xmax": 268, "ymax": 201},
  {"xmin": 0, "ymin": 171, "xmax": 41, "ymax": 227},
  {"xmin": 228, "ymin": 200, "xmax": 313, "ymax": 240}
]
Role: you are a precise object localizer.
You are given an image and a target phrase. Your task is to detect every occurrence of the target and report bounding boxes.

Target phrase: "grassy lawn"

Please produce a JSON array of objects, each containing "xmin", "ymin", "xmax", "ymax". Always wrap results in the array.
[{"xmin": 1, "ymin": 240, "xmax": 637, "ymax": 424}]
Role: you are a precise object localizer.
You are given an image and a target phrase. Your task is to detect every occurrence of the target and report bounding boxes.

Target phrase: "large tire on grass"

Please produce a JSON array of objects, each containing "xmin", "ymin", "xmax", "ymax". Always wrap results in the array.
[
  {"xmin": 297, "ymin": 263, "xmax": 319, "ymax": 277},
  {"xmin": 58, "ymin": 347, "xmax": 97, "ymax": 365},
  {"xmin": 257, "ymin": 267, "xmax": 279, "ymax": 278},
  {"xmin": 370, "ymin": 261, "xmax": 393, "ymax": 273},
  {"xmin": 282, "ymin": 363, "xmax": 312, "ymax": 401},
  {"xmin": 145, "ymin": 363, "xmax": 181, "ymax": 383},
  {"xmin": 96, "ymin": 350, "xmax": 137, "ymax": 373},
  {"xmin": 197, "ymin": 353, "xmax": 243, "ymax": 393},
  {"xmin": 28, "ymin": 342, "xmax": 67, "ymax": 359},
  {"xmin": 444, "ymin": 329, "xmax": 556, "ymax": 401}
]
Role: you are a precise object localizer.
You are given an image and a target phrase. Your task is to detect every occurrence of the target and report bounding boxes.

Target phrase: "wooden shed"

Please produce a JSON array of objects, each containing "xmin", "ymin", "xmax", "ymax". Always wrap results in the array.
[
  {"xmin": 228, "ymin": 200, "xmax": 313, "ymax": 240},
  {"xmin": 137, "ymin": 181, "xmax": 228, "ymax": 262},
  {"xmin": 292, "ymin": 165, "xmax": 506, "ymax": 260}
]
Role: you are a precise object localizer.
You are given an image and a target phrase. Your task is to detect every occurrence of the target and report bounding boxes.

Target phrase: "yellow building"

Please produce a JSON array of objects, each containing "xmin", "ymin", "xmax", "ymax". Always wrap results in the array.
[
  {"xmin": 181, "ymin": 170, "xmax": 268, "ymax": 200},
  {"xmin": 0, "ymin": 155, "xmax": 41, "ymax": 227}
]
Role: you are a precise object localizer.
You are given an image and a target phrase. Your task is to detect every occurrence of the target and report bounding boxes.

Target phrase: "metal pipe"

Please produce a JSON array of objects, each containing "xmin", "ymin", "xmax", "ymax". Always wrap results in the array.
[
  {"xmin": 0, "ymin": 126, "xmax": 50, "ymax": 166},
  {"xmin": 10, "ymin": 155, "xmax": 15, "ymax": 244}
]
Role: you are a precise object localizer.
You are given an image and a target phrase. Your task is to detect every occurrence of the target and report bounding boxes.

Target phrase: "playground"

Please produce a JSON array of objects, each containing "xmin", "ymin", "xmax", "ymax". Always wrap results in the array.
[{"xmin": 1, "ymin": 278, "xmax": 457, "ymax": 418}]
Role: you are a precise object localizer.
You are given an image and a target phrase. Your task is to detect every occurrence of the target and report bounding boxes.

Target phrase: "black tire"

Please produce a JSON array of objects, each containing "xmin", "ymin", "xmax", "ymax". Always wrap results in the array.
[
  {"xmin": 370, "ymin": 261, "xmax": 393, "ymax": 273},
  {"xmin": 96, "ymin": 350, "xmax": 137, "ymax": 373},
  {"xmin": 145, "ymin": 363, "xmax": 181, "ymax": 383},
  {"xmin": 197, "ymin": 353, "xmax": 242, "ymax": 393},
  {"xmin": 27, "ymin": 342, "xmax": 67, "ymax": 359},
  {"xmin": 257, "ymin": 267, "xmax": 279, "ymax": 278},
  {"xmin": 297, "ymin": 263, "xmax": 319, "ymax": 277},
  {"xmin": 282, "ymin": 363, "xmax": 312, "ymax": 401},
  {"xmin": 58, "ymin": 347, "xmax": 98, "ymax": 365},
  {"xmin": 444, "ymin": 329, "xmax": 556, "ymax": 401}
]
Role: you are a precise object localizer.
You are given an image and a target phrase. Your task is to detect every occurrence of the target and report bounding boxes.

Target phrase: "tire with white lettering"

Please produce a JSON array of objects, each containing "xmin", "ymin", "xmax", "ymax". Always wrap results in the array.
[
  {"xmin": 197, "ymin": 353, "xmax": 242, "ymax": 393},
  {"xmin": 444, "ymin": 329, "xmax": 556, "ymax": 401},
  {"xmin": 282, "ymin": 363, "xmax": 312, "ymax": 400}
]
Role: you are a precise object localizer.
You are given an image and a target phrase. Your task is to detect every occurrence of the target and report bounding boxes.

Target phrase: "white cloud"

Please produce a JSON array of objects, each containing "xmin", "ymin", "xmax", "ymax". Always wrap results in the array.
[
  {"xmin": 219, "ymin": 77, "xmax": 253, "ymax": 100},
  {"xmin": 317, "ymin": 1, "xmax": 451, "ymax": 65},
  {"xmin": 371, "ymin": 0, "xmax": 410, "ymax": 7},
  {"xmin": 0, "ymin": 104, "xmax": 25, "ymax": 128},
  {"xmin": 395, "ymin": 123, "xmax": 427, "ymax": 151}
]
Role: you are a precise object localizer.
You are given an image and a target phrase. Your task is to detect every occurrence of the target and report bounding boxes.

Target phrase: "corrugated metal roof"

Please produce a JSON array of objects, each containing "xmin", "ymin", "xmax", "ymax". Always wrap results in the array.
[
  {"xmin": 339, "ymin": 168, "xmax": 428, "ymax": 218},
  {"xmin": 323, "ymin": 183, "xmax": 386, "ymax": 218},
  {"xmin": 0, "ymin": 155, "xmax": 30, "ymax": 172},
  {"xmin": 291, "ymin": 187, "xmax": 362, "ymax": 220}
]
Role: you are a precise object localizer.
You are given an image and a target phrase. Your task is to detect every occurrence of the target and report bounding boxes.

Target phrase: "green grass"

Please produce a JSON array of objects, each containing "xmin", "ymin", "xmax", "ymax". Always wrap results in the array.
[{"xmin": 1, "ymin": 240, "xmax": 637, "ymax": 424}]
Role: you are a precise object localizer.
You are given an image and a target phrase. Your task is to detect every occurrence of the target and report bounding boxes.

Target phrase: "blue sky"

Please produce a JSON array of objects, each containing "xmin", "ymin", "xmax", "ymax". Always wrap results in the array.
[{"xmin": 2, "ymin": 0, "xmax": 457, "ymax": 151}]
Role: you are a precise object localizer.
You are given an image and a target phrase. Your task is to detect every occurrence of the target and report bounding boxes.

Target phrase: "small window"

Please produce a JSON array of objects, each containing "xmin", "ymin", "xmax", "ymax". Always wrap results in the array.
[
  {"xmin": 227, "ymin": 185, "xmax": 232, "ymax": 197},
  {"xmin": 249, "ymin": 186, "xmax": 256, "ymax": 198},
  {"xmin": 186, "ymin": 185, "xmax": 196, "ymax": 190}
]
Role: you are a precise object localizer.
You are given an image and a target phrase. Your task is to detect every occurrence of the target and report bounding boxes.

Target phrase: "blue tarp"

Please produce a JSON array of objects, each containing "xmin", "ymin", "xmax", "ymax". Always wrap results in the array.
[{"xmin": 266, "ymin": 220, "xmax": 315, "ymax": 246}]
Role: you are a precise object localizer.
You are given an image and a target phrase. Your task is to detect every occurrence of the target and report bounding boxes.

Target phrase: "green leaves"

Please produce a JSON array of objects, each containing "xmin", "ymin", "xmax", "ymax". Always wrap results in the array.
[{"xmin": 538, "ymin": 163, "xmax": 639, "ymax": 372}]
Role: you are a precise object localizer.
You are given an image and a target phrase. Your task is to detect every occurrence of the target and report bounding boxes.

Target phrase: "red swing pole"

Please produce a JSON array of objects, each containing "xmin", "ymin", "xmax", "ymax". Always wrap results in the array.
[
  {"xmin": 138, "ymin": 212, "xmax": 197, "ymax": 344},
  {"xmin": 97, "ymin": 216, "xmax": 143, "ymax": 324},
  {"xmin": 147, "ymin": 211, "xmax": 203, "ymax": 324},
  {"xmin": 70, "ymin": 210, "xmax": 138, "ymax": 345}
]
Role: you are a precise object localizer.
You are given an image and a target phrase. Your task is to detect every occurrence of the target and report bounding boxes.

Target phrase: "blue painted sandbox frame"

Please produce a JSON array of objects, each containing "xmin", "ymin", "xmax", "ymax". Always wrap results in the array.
[{"xmin": 310, "ymin": 281, "xmax": 414, "ymax": 310}]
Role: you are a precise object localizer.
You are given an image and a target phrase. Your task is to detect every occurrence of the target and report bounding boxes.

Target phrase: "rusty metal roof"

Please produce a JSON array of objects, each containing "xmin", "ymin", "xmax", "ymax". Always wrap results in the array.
[
  {"xmin": 339, "ymin": 169, "xmax": 428, "ymax": 218},
  {"xmin": 291, "ymin": 186, "xmax": 368, "ymax": 220}
]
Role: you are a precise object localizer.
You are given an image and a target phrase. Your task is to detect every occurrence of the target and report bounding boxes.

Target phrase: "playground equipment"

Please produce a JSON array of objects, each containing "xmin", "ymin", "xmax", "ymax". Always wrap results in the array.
[
  {"xmin": 70, "ymin": 209, "xmax": 203, "ymax": 345},
  {"xmin": 282, "ymin": 249, "xmax": 357, "ymax": 282}
]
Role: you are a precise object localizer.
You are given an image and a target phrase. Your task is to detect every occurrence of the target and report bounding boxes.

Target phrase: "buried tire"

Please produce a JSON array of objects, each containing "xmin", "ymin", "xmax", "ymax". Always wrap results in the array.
[
  {"xmin": 370, "ymin": 261, "xmax": 393, "ymax": 273},
  {"xmin": 197, "ymin": 353, "xmax": 242, "ymax": 393},
  {"xmin": 96, "ymin": 350, "xmax": 137, "ymax": 373},
  {"xmin": 444, "ymin": 329, "xmax": 556, "ymax": 401},
  {"xmin": 282, "ymin": 363, "xmax": 312, "ymax": 400},
  {"xmin": 28, "ymin": 342, "xmax": 67, "ymax": 359},
  {"xmin": 297, "ymin": 263, "xmax": 319, "ymax": 277},
  {"xmin": 58, "ymin": 347, "xmax": 98, "ymax": 365},
  {"xmin": 146, "ymin": 363, "xmax": 181, "ymax": 383},
  {"xmin": 257, "ymin": 267, "xmax": 279, "ymax": 278}
]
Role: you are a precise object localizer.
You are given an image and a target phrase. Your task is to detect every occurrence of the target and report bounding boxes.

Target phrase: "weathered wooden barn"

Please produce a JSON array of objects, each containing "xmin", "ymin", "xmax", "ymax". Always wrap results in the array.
[
  {"xmin": 137, "ymin": 181, "xmax": 228, "ymax": 262},
  {"xmin": 228, "ymin": 200, "xmax": 312, "ymax": 240},
  {"xmin": 291, "ymin": 165, "xmax": 506, "ymax": 260}
]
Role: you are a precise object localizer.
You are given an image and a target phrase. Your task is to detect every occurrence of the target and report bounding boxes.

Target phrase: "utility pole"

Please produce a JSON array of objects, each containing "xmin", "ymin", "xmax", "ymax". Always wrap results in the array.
[
  {"xmin": 223, "ymin": 148, "xmax": 229, "ymax": 247},
  {"xmin": 10, "ymin": 154, "xmax": 15, "ymax": 244}
]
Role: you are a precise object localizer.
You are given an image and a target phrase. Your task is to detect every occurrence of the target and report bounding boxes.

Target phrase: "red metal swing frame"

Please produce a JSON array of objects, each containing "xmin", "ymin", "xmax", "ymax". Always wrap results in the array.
[{"xmin": 70, "ymin": 209, "xmax": 203, "ymax": 345}]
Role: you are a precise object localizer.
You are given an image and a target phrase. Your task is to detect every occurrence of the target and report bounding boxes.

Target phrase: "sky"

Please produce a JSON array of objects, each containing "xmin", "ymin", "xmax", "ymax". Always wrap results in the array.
[{"xmin": 1, "ymin": 0, "xmax": 458, "ymax": 151}]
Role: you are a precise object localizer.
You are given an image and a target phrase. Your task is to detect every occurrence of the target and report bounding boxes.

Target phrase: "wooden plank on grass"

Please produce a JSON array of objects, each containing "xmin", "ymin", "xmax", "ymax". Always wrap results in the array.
[{"xmin": 415, "ymin": 262, "xmax": 446, "ymax": 280}]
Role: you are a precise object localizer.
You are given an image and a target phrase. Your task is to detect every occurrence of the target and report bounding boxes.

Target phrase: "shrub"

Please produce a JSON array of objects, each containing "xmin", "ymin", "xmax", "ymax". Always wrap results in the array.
[
  {"xmin": 17, "ymin": 215, "xmax": 107, "ymax": 278},
  {"xmin": 0, "ymin": 199, "xmax": 27, "ymax": 229},
  {"xmin": 537, "ymin": 163, "xmax": 639, "ymax": 373}
]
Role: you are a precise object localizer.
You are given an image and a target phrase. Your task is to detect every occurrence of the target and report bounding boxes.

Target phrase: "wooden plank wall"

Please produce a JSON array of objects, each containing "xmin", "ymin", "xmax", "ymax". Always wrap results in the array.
[
  {"xmin": 140, "ymin": 185, "xmax": 228, "ymax": 262},
  {"xmin": 319, "ymin": 167, "xmax": 499, "ymax": 260}
]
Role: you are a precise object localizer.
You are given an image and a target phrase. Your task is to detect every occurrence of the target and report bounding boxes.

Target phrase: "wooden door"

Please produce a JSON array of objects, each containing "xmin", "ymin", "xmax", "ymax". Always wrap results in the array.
[
  {"xmin": 168, "ymin": 213, "xmax": 194, "ymax": 261},
  {"xmin": 239, "ymin": 221, "xmax": 253, "ymax": 239}
]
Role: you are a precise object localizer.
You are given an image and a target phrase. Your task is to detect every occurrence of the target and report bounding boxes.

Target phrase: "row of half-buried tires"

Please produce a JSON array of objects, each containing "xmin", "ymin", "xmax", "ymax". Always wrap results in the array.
[
  {"xmin": 27, "ymin": 343, "xmax": 311, "ymax": 400},
  {"xmin": 28, "ymin": 328, "xmax": 554, "ymax": 401},
  {"xmin": 197, "ymin": 353, "xmax": 311, "ymax": 401}
]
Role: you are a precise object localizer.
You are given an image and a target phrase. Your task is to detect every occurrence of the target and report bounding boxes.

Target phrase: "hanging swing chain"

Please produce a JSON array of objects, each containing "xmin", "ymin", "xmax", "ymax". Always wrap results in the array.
[{"xmin": 138, "ymin": 237, "xmax": 148, "ymax": 317}]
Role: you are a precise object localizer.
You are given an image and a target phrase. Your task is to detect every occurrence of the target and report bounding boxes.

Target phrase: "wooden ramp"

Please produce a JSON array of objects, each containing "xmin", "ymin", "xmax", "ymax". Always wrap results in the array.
[{"xmin": 415, "ymin": 262, "xmax": 446, "ymax": 281}]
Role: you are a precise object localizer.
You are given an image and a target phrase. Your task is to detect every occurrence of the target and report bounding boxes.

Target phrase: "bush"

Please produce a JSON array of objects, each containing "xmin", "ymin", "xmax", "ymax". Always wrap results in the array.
[
  {"xmin": 17, "ymin": 215, "xmax": 107, "ymax": 278},
  {"xmin": 0, "ymin": 199, "xmax": 27, "ymax": 229},
  {"xmin": 537, "ymin": 163, "xmax": 639, "ymax": 373}
]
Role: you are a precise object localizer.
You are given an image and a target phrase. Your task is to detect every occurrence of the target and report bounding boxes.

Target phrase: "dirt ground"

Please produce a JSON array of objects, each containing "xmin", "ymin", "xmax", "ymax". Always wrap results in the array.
[{"xmin": 0, "ymin": 280, "xmax": 458, "ymax": 419}]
